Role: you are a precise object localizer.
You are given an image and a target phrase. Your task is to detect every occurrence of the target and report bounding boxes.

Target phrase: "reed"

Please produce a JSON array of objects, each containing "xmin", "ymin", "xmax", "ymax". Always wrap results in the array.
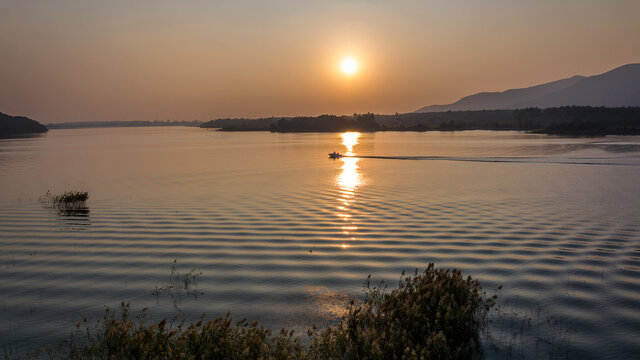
[
  {"xmin": 55, "ymin": 263, "xmax": 494, "ymax": 359},
  {"xmin": 153, "ymin": 260, "xmax": 204, "ymax": 307}
]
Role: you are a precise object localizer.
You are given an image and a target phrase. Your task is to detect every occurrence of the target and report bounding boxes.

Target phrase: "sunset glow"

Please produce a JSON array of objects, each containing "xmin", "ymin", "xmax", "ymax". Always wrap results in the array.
[
  {"xmin": 1, "ymin": 2, "xmax": 638, "ymax": 122},
  {"xmin": 1, "ymin": 1, "xmax": 640, "ymax": 356},
  {"xmin": 340, "ymin": 58, "xmax": 358, "ymax": 75}
]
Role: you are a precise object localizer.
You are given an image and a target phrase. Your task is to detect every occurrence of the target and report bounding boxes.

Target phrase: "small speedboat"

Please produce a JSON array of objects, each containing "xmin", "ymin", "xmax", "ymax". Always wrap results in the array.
[{"xmin": 329, "ymin": 151, "xmax": 343, "ymax": 159}]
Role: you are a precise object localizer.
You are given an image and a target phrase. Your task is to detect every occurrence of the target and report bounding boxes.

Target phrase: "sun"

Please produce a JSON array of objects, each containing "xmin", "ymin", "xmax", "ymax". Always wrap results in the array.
[{"xmin": 340, "ymin": 57, "xmax": 358, "ymax": 75}]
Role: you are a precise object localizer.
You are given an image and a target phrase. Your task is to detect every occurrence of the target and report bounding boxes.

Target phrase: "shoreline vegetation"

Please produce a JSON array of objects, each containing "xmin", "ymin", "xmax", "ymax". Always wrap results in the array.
[
  {"xmin": 201, "ymin": 106, "xmax": 640, "ymax": 136},
  {"xmin": 44, "ymin": 264, "xmax": 495, "ymax": 359}
]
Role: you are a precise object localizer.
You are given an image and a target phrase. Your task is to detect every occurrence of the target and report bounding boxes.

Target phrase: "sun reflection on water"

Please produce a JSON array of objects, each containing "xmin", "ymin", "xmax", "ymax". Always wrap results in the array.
[
  {"xmin": 341, "ymin": 132, "xmax": 359, "ymax": 156},
  {"xmin": 334, "ymin": 132, "xmax": 364, "ymax": 249},
  {"xmin": 336, "ymin": 132, "xmax": 362, "ymax": 191},
  {"xmin": 337, "ymin": 157, "xmax": 361, "ymax": 191}
]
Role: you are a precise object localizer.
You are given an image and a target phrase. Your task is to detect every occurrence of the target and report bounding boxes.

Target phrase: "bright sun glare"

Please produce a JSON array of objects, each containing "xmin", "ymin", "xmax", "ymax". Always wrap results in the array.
[
  {"xmin": 340, "ymin": 57, "xmax": 358, "ymax": 75},
  {"xmin": 341, "ymin": 132, "xmax": 360, "ymax": 155}
]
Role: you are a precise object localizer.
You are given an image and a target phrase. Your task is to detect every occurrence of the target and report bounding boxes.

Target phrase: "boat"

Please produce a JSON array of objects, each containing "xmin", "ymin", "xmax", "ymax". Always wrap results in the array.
[{"xmin": 329, "ymin": 151, "xmax": 343, "ymax": 159}]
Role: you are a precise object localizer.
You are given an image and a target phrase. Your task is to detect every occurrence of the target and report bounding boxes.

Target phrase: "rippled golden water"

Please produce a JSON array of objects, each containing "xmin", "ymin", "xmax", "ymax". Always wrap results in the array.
[{"xmin": 1, "ymin": 128, "xmax": 640, "ymax": 358}]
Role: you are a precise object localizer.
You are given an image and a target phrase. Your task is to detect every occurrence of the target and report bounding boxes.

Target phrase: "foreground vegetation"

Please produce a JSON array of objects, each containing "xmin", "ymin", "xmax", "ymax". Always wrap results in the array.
[{"xmin": 52, "ymin": 264, "xmax": 495, "ymax": 359}]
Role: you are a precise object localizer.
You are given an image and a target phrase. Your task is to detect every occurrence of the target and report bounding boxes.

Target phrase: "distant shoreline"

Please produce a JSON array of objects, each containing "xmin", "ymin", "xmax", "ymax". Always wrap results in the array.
[
  {"xmin": 47, "ymin": 120, "xmax": 201, "ymax": 130},
  {"xmin": 216, "ymin": 128, "xmax": 640, "ymax": 136},
  {"xmin": 5, "ymin": 106, "xmax": 639, "ymax": 137},
  {"xmin": 204, "ymin": 106, "xmax": 640, "ymax": 136}
]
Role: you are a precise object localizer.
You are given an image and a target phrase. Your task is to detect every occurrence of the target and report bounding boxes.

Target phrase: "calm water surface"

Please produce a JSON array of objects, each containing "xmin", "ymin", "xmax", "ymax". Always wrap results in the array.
[{"xmin": 1, "ymin": 127, "xmax": 640, "ymax": 358}]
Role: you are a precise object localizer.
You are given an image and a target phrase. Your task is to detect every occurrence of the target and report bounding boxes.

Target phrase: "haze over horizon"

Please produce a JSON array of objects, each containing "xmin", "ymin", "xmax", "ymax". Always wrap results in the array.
[{"xmin": 1, "ymin": 0, "xmax": 640, "ymax": 123}]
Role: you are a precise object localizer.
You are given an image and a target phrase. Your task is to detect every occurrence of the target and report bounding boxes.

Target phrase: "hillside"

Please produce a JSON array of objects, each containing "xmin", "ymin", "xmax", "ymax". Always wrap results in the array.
[
  {"xmin": 0, "ymin": 112, "xmax": 48, "ymax": 136},
  {"xmin": 416, "ymin": 63, "xmax": 640, "ymax": 112}
]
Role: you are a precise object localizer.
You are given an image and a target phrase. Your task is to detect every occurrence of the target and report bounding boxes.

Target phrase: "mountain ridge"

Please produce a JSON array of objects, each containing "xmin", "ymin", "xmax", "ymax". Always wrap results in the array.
[{"xmin": 416, "ymin": 63, "xmax": 640, "ymax": 112}]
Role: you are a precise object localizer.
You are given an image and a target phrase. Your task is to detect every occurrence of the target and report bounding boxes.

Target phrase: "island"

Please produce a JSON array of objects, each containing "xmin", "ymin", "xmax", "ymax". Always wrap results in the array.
[{"xmin": 0, "ymin": 112, "xmax": 48, "ymax": 137}]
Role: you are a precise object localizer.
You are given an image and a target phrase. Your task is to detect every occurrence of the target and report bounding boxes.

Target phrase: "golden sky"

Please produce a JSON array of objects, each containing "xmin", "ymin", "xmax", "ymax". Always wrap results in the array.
[{"xmin": 1, "ymin": 0, "xmax": 639, "ymax": 123}]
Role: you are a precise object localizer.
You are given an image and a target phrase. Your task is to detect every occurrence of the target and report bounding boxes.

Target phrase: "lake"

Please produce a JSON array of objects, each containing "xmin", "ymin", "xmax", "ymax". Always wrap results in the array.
[{"xmin": 1, "ymin": 127, "xmax": 639, "ymax": 358}]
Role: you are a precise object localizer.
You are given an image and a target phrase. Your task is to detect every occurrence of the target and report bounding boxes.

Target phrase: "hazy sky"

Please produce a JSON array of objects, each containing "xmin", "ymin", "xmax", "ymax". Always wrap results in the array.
[{"xmin": 1, "ymin": 0, "xmax": 639, "ymax": 123}]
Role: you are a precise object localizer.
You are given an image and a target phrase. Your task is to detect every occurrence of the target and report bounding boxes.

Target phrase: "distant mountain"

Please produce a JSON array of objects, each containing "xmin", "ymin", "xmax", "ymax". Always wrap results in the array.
[
  {"xmin": 416, "ymin": 63, "xmax": 640, "ymax": 112},
  {"xmin": 0, "ymin": 112, "xmax": 48, "ymax": 136}
]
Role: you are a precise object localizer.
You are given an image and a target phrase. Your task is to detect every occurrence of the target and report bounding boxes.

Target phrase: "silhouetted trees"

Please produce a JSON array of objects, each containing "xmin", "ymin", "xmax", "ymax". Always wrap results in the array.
[
  {"xmin": 268, "ymin": 114, "xmax": 381, "ymax": 132},
  {"xmin": 201, "ymin": 117, "xmax": 276, "ymax": 129},
  {"xmin": 203, "ymin": 106, "xmax": 640, "ymax": 135},
  {"xmin": 0, "ymin": 112, "xmax": 48, "ymax": 136},
  {"xmin": 353, "ymin": 113, "xmax": 379, "ymax": 130},
  {"xmin": 375, "ymin": 106, "xmax": 640, "ymax": 135},
  {"xmin": 515, "ymin": 106, "xmax": 640, "ymax": 135}
]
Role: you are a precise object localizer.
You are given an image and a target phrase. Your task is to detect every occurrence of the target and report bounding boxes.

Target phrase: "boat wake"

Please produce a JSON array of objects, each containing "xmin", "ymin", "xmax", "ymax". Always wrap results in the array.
[{"xmin": 344, "ymin": 155, "xmax": 640, "ymax": 166}]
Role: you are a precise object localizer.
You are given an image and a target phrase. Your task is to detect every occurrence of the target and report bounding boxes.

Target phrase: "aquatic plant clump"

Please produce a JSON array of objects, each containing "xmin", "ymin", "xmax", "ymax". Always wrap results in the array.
[
  {"xmin": 153, "ymin": 260, "xmax": 204, "ymax": 306},
  {"xmin": 307, "ymin": 263, "xmax": 496, "ymax": 359},
  {"xmin": 40, "ymin": 190, "xmax": 89, "ymax": 208},
  {"xmin": 58, "ymin": 264, "xmax": 494, "ymax": 359}
]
